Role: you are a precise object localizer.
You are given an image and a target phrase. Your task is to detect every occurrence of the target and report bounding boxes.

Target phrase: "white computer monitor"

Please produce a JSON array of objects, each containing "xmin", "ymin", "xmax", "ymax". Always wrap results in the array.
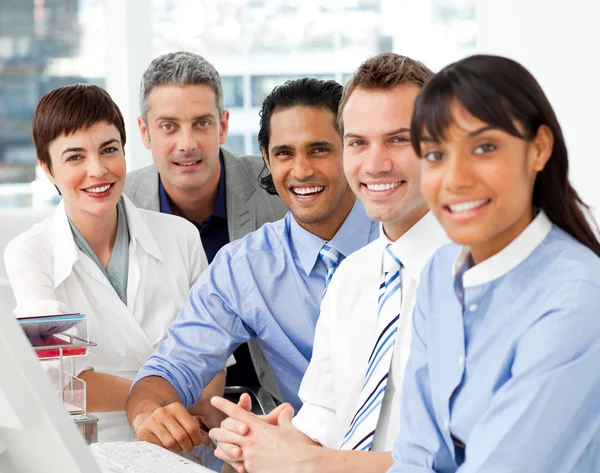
[{"xmin": 0, "ymin": 310, "xmax": 101, "ymax": 473}]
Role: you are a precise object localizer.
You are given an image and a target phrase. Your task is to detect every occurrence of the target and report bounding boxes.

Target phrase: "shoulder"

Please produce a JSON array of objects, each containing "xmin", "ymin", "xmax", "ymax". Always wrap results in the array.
[
  {"xmin": 124, "ymin": 165, "xmax": 158, "ymax": 201},
  {"xmin": 217, "ymin": 216, "xmax": 288, "ymax": 262},
  {"xmin": 134, "ymin": 205, "xmax": 198, "ymax": 242},
  {"xmin": 222, "ymin": 148, "xmax": 264, "ymax": 176},
  {"xmin": 4, "ymin": 213, "xmax": 55, "ymax": 270},
  {"xmin": 418, "ymin": 242, "xmax": 462, "ymax": 290}
]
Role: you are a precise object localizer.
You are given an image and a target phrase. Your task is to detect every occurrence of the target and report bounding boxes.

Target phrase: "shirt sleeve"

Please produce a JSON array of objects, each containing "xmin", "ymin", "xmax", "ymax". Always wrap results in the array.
[
  {"xmin": 292, "ymin": 282, "xmax": 339, "ymax": 448},
  {"xmin": 457, "ymin": 280, "xmax": 600, "ymax": 473},
  {"xmin": 189, "ymin": 228, "xmax": 209, "ymax": 287},
  {"xmin": 388, "ymin": 276, "xmax": 452, "ymax": 473},
  {"xmin": 133, "ymin": 247, "xmax": 253, "ymax": 408}
]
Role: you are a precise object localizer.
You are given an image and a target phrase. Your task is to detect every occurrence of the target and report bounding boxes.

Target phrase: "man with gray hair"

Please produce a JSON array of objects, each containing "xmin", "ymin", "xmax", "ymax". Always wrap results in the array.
[{"xmin": 125, "ymin": 51, "xmax": 287, "ymax": 391}]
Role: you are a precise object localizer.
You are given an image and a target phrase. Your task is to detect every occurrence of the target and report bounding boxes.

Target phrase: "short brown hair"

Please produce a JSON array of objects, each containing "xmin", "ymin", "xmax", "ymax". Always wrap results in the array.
[
  {"xmin": 33, "ymin": 84, "xmax": 126, "ymax": 173},
  {"xmin": 338, "ymin": 53, "xmax": 434, "ymax": 132}
]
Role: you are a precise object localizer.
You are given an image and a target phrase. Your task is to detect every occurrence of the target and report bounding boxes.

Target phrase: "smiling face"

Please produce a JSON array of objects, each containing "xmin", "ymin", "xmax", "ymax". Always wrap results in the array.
[
  {"xmin": 138, "ymin": 84, "xmax": 229, "ymax": 195},
  {"xmin": 419, "ymin": 102, "xmax": 552, "ymax": 263},
  {"xmin": 43, "ymin": 121, "xmax": 126, "ymax": 222},
  {"xmin": 263, "ymin": 105, "xmax": 354, "ymax": 235},
  {"xmin": 342, "ymin": 84, "xmax": 428, "ymax": 240}
]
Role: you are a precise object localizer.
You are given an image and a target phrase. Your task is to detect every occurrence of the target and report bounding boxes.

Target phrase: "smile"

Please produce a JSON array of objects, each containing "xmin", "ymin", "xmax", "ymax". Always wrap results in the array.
[
  {"xmin": 365, "ymin": 181, "xmax": 402, "ymax": 192},
  {"xmin": 174, "ymin": 160, "xmax": 201, "ymax": 167},
  {"xmin": 291, "ymin": 186, "xmax": 325, "ymax": 198},
  {"xmin": 446, "ymin": 199, "xmax": 491, "ymax": 213},
  {"xmin": 83, "ymin": 183, "xmax": 113, "ymax": 194}
]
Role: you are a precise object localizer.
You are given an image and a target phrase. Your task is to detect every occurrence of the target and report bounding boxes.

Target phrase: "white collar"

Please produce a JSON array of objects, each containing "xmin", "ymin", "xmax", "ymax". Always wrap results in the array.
[
  {"xmin": 453, "ymin": 210, "xmax": 553, "ymax": 288},
  {"xmin": 52, "ymin": 195, "xmax": 163, "ymax": 288},
  {"xmin": 380, "ymin": 211, "xmax": 449, "ymax": 283}
]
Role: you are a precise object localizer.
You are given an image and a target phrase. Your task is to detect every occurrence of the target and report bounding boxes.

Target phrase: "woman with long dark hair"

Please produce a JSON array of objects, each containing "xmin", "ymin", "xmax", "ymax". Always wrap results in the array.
[{"xmin": 388, "ymin": 55, "xmax": 600, "ymax": 472}]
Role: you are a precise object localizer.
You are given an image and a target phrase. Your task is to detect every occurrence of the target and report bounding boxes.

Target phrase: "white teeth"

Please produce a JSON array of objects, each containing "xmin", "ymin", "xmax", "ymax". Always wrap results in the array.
[
  {"xmin": 176, "ymin": 160, "xmax": 200, "ymax": 167},
  {"xmin": 448, "ymin": 200, "xmax": 489, "ymax": 213},
  {"xmin": 85, "ymin": 184, "xmax": 111, "ymax": 194},
  {"xmin": 366, "ymin": 182, "xmax": 401, "ymax": 192},
  {"xmin": 292, "ymin": 186, "xmax": 325, "ymax": 196}
]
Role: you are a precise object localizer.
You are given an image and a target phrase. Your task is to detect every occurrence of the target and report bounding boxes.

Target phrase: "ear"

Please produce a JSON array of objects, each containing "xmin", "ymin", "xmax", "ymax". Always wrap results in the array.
[
  {"xmin": 39, "ymin": 159, "xmax": 54, "ymax": 184},
  {"xmin": 530, "ymin": 124, "xmax": 553, "ymax": 172},
  {"xmin": 219, "ymin": 110, "xmax": 230, "ymax": 145},
  {"xmin": 138, "ymin": 116, "xmax": 151, "ymax": 150},
  {"xmin": 261, "ymin": 148, "xmax": 271, "ymax": 172}
]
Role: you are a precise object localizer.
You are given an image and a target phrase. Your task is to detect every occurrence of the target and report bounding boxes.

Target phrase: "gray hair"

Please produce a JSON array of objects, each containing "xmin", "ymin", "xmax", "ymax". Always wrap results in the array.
[{"xmin": 139, "ymin": 51, "xmax": 224, "ymax": 121}]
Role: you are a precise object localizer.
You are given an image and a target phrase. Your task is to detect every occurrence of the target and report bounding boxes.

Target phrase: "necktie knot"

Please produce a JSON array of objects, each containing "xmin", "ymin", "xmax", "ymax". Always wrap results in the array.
[
  {"xmin": 319, "ymin": 243, "xmax": 342, "ymax": 297},
  {"xmin": 383, "ymin": 245, "xmax": 402, "ymax": 274}
]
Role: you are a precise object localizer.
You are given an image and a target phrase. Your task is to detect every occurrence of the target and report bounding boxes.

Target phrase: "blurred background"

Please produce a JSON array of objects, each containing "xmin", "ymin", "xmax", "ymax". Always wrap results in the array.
[{"xmin": 0, "ymin": 0, "xmax": 598, "ymax": 219}]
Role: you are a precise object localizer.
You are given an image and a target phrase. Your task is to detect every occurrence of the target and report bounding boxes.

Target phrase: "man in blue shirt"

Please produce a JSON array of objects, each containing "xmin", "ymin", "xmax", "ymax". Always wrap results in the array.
[{"xmin": 126, "ymin": 78, "xmax": 379, "ymax": 452}]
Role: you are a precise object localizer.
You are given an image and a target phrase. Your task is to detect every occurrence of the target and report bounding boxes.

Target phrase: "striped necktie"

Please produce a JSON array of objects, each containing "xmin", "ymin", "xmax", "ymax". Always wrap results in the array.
[
  {"xmin": 338, "ymin": 244, "xmax": 402, "ymax": 451},
  {"xmin": 319, "ymin": 242, "xmax": 342, "ymax": 297}
]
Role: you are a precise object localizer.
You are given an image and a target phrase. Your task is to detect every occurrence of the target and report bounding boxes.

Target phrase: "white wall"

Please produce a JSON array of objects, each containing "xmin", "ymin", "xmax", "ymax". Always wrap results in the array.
[{"xmin": 477, "ymin": 0, "xmax": 600, "ymax": 221}]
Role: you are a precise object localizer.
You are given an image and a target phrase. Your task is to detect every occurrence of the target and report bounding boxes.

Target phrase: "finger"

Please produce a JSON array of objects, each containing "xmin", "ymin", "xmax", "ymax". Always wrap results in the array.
[
  {"xmin": 172, "ymin": 411, "xmax": 203, "ymax": 447},
  {"xmin": 214, "ymin": 446, "xmax": 246, "ymax": 473},
  {"xmin": 221, "ymin": 416, "xmax": 250, "ymax": 435},
  {"xmin": 161, "ymin": 415, "xmax": 196, "ymax": 452},
  {"xmin": 237, "ymin": 393, "xmax": 252, "ymax": 412},
  {"xmin": 263, "ymin": 402, "xmax": 294, "ymax": 425},
  {"xmin": 209, "ymin": 426, "xmax": 247, "ymax": 446},
  {"xmin": 277, "ymin": 406, "xmax": 295, "ymax": 427},
  {"xmin": 211, "ymin": 396, "xmax": 257, "ymax": 426},
  {"xmin": 215, "ymin": 441, "xmax": 244, "ymax": 461},
  {"xmin": 146, "ymin": 421, "xmax": 185, "ymax": 453}
]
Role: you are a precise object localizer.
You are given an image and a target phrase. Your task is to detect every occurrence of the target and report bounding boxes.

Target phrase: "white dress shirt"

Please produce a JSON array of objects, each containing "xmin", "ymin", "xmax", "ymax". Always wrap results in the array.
[
  {"xmin": 292, "ymin": 212, "xmax": 448, "ymax": 451},
  {"xmin": 4, "ymin": 196, "xmax": 208, "ymax": 441}
]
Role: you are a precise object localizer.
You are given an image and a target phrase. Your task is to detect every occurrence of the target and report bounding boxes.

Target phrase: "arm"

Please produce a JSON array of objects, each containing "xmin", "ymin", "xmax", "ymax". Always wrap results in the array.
[
  {"xmin": 388, "ymin": 278, "xmax": 452, "ymax": 473},
  {"xmin": 79, "ymin": 370, "xmax": 132, "ymax": 412},
  {"xmin": 457, "ymin": 281, "xmax": 600, "ymax": 473}
]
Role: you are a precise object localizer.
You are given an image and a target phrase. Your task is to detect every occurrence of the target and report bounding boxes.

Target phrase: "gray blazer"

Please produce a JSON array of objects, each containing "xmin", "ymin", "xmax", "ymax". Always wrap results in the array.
[
  {"xmin": 124, "ymin": 147, "xmax": 287, "ymax": 402},
  {"xmin": 124, "ymin": 147, "xmax": 288, "ymax": 241}
]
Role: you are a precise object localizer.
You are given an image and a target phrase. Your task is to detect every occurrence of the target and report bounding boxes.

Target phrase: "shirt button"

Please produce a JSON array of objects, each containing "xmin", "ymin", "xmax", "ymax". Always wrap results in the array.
[
  {"xmin": 468, "ymin": 304, "xmax": 478, "ymax": 312},
  {"xmin": 443, "ymin": 419, "xmax": 450, "ymax": 430},
  {"xmin": 458, "ymin": 355, "xmax": 465, "ymax": 366}
]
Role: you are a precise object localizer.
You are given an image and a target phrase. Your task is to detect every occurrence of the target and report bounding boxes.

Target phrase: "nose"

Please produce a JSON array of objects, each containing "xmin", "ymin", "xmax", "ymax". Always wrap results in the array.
[
  {"xmin": 292, "ymin": 153, "xmax": 315, "ymax": 181},
  {"xmin": 87, "ymin": 154, "xmax": 108, "ymax": 178},
  {"xmin": 178, "ymin": 128, "xmax": 198, "ymax": 154},
  {"xmin": 443, "ymin": 154, "xmax": 476, "ymax": 192},
  {"xmin": 361, "ymin": 142, "xmax": 393, "ymax": 176}
]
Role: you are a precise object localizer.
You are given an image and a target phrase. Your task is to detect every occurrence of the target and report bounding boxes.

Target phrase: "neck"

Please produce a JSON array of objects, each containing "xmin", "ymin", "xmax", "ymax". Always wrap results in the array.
[
  {"xmin": 66, "ymin": 203, "xmax": 119, "ymax": 268},
  {"xmin": 161, "ymin": 163, "xmax": 221, "ymax": 224},
  {"xmin": 297, "ymin": 189, "xmax": 356, "ymax": 241},
  {"xmin": 382, "ymin": 204, "xmax": 429, "ymax": 242},
  {"xmin": 469, "ymin": 207, "xmax": 535, "ymax": 265}
]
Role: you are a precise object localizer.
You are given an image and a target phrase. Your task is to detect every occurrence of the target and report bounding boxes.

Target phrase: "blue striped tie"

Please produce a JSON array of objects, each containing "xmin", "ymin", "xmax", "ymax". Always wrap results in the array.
[
  {"xmin": 319, "ymin": 243, "xmax": 342, "ymax": 297},
  {"xmin": 338, "ymin": 244, "xmax": 402, "ymax": 451}
]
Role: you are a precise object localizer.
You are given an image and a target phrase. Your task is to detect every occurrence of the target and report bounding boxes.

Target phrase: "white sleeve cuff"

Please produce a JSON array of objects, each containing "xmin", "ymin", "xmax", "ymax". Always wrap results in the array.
[{"xmin": 292, "ymin": 403, "xmax": 340, "ymax": 449}]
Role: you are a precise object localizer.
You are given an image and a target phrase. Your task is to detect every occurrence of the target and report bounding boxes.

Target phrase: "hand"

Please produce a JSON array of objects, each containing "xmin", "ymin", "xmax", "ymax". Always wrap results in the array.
[
  {"xmin": 209, "ymin": 396, "xmax": 316, "ymax": 473},
  {"xmin": 212, "ymin": 393, "xmax": 293, "ymax": 472},
  {"xmin": 133, "ymin": 401, "xmax": 211, "ymax": 453}
]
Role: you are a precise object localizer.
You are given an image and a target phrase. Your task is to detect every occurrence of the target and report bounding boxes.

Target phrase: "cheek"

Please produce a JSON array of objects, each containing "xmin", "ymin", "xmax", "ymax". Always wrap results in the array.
[
  {"xmin": 419, "ymin": 165, "xmax": 441, "ymax": 207},
  {"xmin": 53, "ymin": 167, "xmax": 85, "ymax": 193}
]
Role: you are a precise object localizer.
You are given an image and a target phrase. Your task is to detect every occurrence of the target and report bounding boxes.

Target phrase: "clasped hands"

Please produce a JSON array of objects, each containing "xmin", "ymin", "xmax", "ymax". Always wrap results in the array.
[{"xmin": 209, "ymin": 393, "xmax": 318, "ymax": 473}]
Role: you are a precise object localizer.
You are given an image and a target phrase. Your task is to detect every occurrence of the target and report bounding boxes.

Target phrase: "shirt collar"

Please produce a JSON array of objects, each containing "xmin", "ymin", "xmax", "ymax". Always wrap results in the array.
[
  {"xmin": 453, "ymin": 210, "xmax": 553, "ymax": 288},
  {"xmin": 158, "ymin": 150, "xmax": 227, "ymax": 221},
  {"xmin": 381, "ymin": 211, "xmax": 449, "ymax": 283},
  {"xmin": 52, "ymin": 196, "xmax": 163, "ymax": 287},
  {"xmin": 291, "ymin": 199, "xmax": 375, "ymax": 276}
]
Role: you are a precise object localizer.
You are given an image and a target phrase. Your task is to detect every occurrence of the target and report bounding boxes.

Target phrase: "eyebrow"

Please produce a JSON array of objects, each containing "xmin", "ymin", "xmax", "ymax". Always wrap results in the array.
[
  {"xmin": 155, "ymin": 113, "xmax": 216, "ymax": 122},
  {"xmin": 344, "ymin": 127, "xmax": 410, "ymax": 140},
  {"xmin": 420, "ymin": 125, "xmax": 498, "ymax": 143},
  {"xmin": 61, "ymin": 138, "xmax": 119, "ymax": 156}
]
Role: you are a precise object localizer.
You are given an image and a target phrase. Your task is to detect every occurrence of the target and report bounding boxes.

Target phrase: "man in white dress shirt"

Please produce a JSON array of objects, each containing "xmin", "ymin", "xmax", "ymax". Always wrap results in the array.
[{"xmin": 208, "ymin": 53, "xmax": 449, "ymax": 473}]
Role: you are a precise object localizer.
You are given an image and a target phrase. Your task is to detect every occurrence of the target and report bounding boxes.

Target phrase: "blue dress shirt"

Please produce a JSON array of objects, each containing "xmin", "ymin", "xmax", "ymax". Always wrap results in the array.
[
  {"xmin": 389, "ymin": 212, "xmax": 600, "ymax": 473},
  {"xmin": 134, "ymin": 199, "xmax": 379, "ymax": 411},
  {"xmin": 158, "ymin": 151, "xmax": 229, "ymax": 263}
]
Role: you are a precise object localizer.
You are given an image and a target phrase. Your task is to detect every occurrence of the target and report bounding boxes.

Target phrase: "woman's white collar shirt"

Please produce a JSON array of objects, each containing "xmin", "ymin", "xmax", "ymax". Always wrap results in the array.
[{"xmin": 4, "ymin": 196, "xmax": 208, "ymax": 440}]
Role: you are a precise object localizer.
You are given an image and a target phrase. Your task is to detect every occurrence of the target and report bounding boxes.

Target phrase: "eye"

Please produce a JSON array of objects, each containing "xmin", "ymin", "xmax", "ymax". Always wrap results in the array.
[
  {"xmin": 391, "ymin": 136, "xmax": 410, "ymax": 144},
  {"xmin": 311, "ymin": 147, "xmax": 329, "ymax": 155},
  {"xmin": 197, "ymin": 120, "xmax": 211, "ymax": 128},
  {"xmin": 423, "ymin": 150, "xmax": 442, "ymax": 162},
  {"xmin": 474, "ymin": 143, "xmax": 496, "ymax": 155},
  {"xmin": 348, "ymin": 139, "xmax": 365, "ymax": 147},
  {"xmin": 160, "ymin": 123, "xmax": 175, "ymax": 132},
  {"xmin": 275, "ymin": 150, "xmax": 292, "ymax": 157},
  {"xmin": 101, "ymin": 147, "xmax": 118, "ymax": 154},
  {"xmin": 66, "ymin": 155, "xmax": 83, "ymax": 163}
]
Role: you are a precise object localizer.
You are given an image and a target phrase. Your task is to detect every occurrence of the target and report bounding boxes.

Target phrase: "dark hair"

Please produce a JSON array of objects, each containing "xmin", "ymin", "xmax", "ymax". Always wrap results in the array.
[
  {"xmin": 33, "ymin": 84, "xmax": 126, "ymax": 174},
  {"xmin": 411, "ymin": 54, "xmax": 600, "ymax": 256},
  {"xmin": 257, "ymin": 78, "xmax": 343, "ymax": 195},
  {"xmin": 339, "ymin": 53, "xmax": 433, "ymax": 133}
]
